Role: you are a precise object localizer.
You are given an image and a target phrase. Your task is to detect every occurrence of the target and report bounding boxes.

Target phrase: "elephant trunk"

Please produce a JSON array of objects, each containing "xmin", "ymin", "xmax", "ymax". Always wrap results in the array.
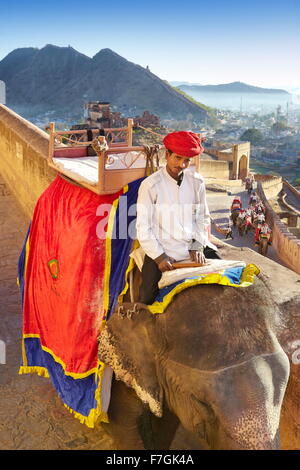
[
  {"xmin": 214, "ymin": 410, "xmax": 281, "ymax": 450},
  {"xmin": 208, "ymin": 350, "xmax": 290, "ymax": 450}
]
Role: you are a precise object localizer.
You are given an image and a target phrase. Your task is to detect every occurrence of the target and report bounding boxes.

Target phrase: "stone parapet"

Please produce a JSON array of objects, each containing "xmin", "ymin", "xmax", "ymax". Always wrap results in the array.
[
  {"xmin": 197, "ymin": 159, "xmax": 230, "ymax": 180},
  {"xmin": 256, "ymin": 175, "xmax": 283, "ymax": 200},
  {"xmin": 0, "ymin": 104, "xmax": 56, "ymax": 218},
  {"xmin": 283, "ymin": 179, "xmax": 300, "ymax": 200},
  {"xmin": 257, "ymin": 178, "xmax": 300, "ymax": 274}
]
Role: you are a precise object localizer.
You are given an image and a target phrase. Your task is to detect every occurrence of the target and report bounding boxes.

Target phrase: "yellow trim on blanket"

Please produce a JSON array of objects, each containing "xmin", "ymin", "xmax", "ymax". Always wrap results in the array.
[
  {"xmin": 63, "ymin": 404, "xmax": 108, "ymax": 428},
  {"xmin": 64, "ymin": 360, "xmax": 109, "ymax": 428},
  {"xmin": 17, "ymin": 232, "xmax": 30, "ymax": 289},
  {"xmin": 21, "ymin": 336, "xmax": 28, "ymax": 367},
  {"xmin": 240, "ymin": 263, "xmax": 260, "ymax": 285},
  {"xmin": 117, "ymin": 239, "xmax": 140, "ymax": 304},
  {"xmin": 103, "ymin": 198, "xmax": 119, "ymax": 315},
  {"xmin": 148, "ymin": 264, "xmax": 260, "ymax": 315},
  {"xmin": 19, "ymin": 361, "xmax": 109, "ymax": 428},
  {"xmin": 24, "ymin": 233, "xmax": 30, "ymax": 282},
  {"xmin": 19, "ymin": 366, "xmax": 50, "ymax": 378},
  {"xmin": 22, "ymin": 334, "xmax": 98, "ymax": 379},
  {"xmin": 103, "ymin": 184, "xmax": 129, "ymax": 316}
]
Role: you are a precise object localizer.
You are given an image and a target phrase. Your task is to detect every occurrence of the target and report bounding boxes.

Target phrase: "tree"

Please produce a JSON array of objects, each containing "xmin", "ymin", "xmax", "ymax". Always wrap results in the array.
[
  {"xmin": 271, "ymin": 122, "xmax": 288, "ymax": 135},
  {"xmin": 240, "ymin": 128, "xmax": 264, "ymax": 145}
]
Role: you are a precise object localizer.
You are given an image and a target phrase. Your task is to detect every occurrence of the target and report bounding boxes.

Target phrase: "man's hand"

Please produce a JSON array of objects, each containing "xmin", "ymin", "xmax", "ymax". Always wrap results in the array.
[
  {"xmin": 157, "ymin": 256, "xmax": 176, "ymax": 272},
  {"xmin": 189, "ymin": 250, "xmax": 206, "ymax": 264}
]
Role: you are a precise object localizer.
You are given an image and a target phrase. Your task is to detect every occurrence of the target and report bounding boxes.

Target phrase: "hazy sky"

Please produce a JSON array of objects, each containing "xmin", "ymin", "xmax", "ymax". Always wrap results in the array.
[{"xmin": 0, "ymin": 0, "xmax": 299, "ymax": 88}]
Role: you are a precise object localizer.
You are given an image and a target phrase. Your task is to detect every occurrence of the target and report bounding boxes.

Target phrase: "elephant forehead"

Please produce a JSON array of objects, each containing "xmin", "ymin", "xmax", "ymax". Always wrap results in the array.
[
  {"xmin": 207, "ymin": 351, "xmax": 290, "ymax": 447},
  {"xmin": 161, "ymin": 283, "xmax": 282, "ymax": 370},
  {"xmin": 164, "ymin": 350, "xmax": 289, "ymax": 402}
]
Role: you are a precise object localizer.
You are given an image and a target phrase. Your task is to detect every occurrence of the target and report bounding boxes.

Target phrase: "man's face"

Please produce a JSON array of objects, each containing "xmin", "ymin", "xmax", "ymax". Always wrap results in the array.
[{"xmin": 165, "ymin": 151, "xmax": 191, "ymax": 178}]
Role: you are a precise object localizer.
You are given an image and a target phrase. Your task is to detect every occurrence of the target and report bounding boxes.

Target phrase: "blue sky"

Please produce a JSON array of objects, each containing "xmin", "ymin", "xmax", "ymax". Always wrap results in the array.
[{"xmin": 0, "ymin": 0, "xmax": 299, "ymax": 88}]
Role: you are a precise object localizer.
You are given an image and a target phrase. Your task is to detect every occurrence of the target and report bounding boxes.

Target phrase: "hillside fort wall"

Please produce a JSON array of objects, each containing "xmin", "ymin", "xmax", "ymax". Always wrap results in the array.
[
  {"xmin": 201, "ymin": 141, "xmax": 250, "ymax": 180},
  {"xmin": 0, "ymin": 104, "xmax": 55, "ymax": 218},
  {"xmin": 256, "ymin": 175, "xmax": 300, "ymax": 274}
]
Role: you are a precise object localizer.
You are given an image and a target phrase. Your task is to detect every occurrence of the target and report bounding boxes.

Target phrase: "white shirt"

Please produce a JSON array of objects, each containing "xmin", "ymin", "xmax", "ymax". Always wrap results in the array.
[{"xmin": 136, "ymin": 167, "xmax": 215, "ymax": 261}]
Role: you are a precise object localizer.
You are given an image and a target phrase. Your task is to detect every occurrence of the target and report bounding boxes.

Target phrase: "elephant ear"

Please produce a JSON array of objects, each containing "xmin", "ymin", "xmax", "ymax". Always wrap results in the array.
[{"xmin": 98, "ymin": 305, "xmax": 163, "ymax": 417}]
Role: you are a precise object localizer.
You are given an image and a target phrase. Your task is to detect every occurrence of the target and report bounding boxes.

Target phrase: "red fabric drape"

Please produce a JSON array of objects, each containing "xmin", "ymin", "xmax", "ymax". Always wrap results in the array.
[{"xmin": 23, "ymin": 175, "xmax": 120, "ymax": 374}]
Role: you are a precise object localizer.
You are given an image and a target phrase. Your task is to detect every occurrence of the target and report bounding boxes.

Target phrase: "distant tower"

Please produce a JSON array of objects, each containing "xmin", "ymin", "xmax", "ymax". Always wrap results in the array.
[
  {"xmin": 286, "ymin": 101, "xmax": 289, "ymax": 125},
  {"xmin": 275, "ymin": 105, "xmax": 281, "ymax": 135},
  {"xmin": 0, "ymin": 80, "xmax": 6, "ymax": 105},
  {"xmin": 276, "ymin": 105, "xmax": 281, "ymax": 122},
  {"xmin": 240, "ymin": 96, "xmax": 243, "ymax": 113}
]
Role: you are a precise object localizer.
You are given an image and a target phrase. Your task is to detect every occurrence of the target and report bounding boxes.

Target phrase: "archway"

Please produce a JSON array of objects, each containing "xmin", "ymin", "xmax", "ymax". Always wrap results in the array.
[{"xmin": 238, "ymin": 154, "xmax": 248, "ymax": 180}]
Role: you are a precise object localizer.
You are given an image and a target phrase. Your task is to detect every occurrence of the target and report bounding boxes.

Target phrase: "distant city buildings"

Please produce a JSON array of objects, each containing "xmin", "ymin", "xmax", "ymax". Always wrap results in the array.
[
  {"xmin": 82, "ymin": 101, "xmax": 160, "ymax": 129},
  {"xmin": 0, "ymin": 81, "xmax": 6, "ymax": 105}
]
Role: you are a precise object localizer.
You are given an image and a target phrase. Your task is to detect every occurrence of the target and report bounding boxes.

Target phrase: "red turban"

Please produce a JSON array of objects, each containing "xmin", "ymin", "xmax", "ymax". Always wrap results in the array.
[{"xmin": 163, "ymin": 131, "xmax": 204, "ymax": 158}]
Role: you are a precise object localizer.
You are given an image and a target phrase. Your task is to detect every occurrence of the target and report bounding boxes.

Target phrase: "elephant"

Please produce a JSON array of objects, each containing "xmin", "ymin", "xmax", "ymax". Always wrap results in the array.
[
  {"xmin": 236, "ymin": 216, "xmax": 246, "ymax": 236},
  {"xmin": 245, "ymin": 181, "xmax": 253, "ymax": 195},
  {"xmin": 258, "ymin": 235, "xmax": 270, "ymax": 256},
  {"xmin": 231, "ymin": 209, "xmax": 240, "ymax": 226},
  {"xmin": 98, "ymin": 270, "xmax": 297, "ymax": 450}
]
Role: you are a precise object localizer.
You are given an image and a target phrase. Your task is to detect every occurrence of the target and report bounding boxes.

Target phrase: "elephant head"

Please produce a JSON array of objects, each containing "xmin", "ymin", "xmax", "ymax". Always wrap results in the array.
[{"xmin": 99, "ymin": 277, "xmax": 291, "ymax": 450}]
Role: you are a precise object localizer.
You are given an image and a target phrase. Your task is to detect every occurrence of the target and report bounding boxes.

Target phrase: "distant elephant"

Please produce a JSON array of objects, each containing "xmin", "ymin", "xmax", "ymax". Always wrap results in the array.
[
  {"xmin": 231, "ymin": 209, "xmax": 240, "ymax": 226},
  {"xmin": 98, "ymin": 275, "xmax": 294, "ymax": 450},
  {"xmin": 258, "ymin": 235, "xmax": 269, "ymax": 256},
  {"xmin": 236, "ymin": 216, "xmax": 246, "ymax": 236}
]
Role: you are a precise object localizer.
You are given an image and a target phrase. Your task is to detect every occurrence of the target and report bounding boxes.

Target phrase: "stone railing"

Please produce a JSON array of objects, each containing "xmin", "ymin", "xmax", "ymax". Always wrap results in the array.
[
  {"xmin": 257, "ymin": 177, "xmax": 300, "ymax": 274},
  {"xmin": 283, "ymin": 179, "xmax": 300, "ymax": 200},
  {"xmin": 255, "ymin": 174, "xmax": 283, "ymax": 199},
  {"xmin": 197, "ymin": 159, "xmax": 230, "ymax": 180},
  {"xmin": 0, "ymin": 104, "xmax": 56, "ymax": 218}
]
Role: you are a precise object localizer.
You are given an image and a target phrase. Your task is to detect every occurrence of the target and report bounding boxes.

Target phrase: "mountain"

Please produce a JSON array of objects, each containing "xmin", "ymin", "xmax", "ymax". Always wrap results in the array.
[
  {"xmin": 176, "ymin": 81, "xmax": 290, "ymax": 95},
  {"xmin": 0, "ymin": 47, "xmax": 39, "ymax": 83},
  {"xmin": 0, "ymin": 45, "xmax": 209, "ymax": 121}
]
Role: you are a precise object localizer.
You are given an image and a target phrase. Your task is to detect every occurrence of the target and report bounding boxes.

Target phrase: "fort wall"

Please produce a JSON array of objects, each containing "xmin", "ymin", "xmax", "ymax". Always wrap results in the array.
[
  {"xmin": 197, "ymin": 159, "xmax": 230, "ymax": 180},
  {"xmin": 283, "ymin": 179, "xmax": 300, "ymax": 200},
  {"xmin": 0, "ymin": 104, "xmax": 56, "ymax": 219},
  {"xmin": 257, "ymin": 175, "xmax": 300, "ymax": 274}
]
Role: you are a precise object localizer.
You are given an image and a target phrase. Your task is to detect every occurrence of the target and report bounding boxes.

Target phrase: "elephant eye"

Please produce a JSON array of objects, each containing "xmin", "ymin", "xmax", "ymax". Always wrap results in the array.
[
  {"xmin": 191, "ymin": 394, "xmax": 214, "ymax": 416},
  {"xmin": 191, "ymin": 395, "xmax": 215, "ymax": 423},
  {"xmin": 191, "ymin": 395, "xmax": 216, "ymax": 445}
]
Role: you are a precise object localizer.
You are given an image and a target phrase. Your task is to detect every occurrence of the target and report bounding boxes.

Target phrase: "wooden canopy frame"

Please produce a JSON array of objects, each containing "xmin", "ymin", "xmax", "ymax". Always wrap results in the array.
[{"xmin": 47, "ymin": 120, "xmax": 161, "ymax": 195}]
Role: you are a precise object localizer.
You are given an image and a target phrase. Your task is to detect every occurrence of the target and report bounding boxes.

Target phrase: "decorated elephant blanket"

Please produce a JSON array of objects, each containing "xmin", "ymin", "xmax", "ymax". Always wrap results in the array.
[
  {"xmin": 128, "ymin": 247, "xmax": 260, "ymax": 314},
  {"xmin": 17, "ymin": 175, "xmax": 143, "ymax": 428},
  {"xmin": 148, "ymin": 262, "xmax": 260, "ymax": 314}
]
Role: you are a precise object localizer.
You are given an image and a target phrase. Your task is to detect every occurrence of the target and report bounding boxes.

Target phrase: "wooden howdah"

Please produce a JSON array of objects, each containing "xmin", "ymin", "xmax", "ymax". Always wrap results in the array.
[{"xmin": 47, "ymin": 120, "xmax": 161, "ymax": 195}]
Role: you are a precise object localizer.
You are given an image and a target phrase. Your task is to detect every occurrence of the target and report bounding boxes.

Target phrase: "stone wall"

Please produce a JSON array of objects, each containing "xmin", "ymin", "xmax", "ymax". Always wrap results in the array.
[
  {"xmin": 257, "ymin": 177, "xmax": 300, "ymax": 274},
  {"xmin": 204, "ymin": 147, "xmax": 233, "ymax": 162},
  {"xmin": 283, "ymin": 179, "xmax": 300, "ymax": 200},
  {"xmin": 197, "ymin": 159, "xmax": 230, "ymax": 179},
  {"xmin": 0, "ymin": 104, "xmax": 56, "ymax": 219},
  {"xmin": 255, "ymin": 174, "xmax": 283, "ymax": 200}
]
